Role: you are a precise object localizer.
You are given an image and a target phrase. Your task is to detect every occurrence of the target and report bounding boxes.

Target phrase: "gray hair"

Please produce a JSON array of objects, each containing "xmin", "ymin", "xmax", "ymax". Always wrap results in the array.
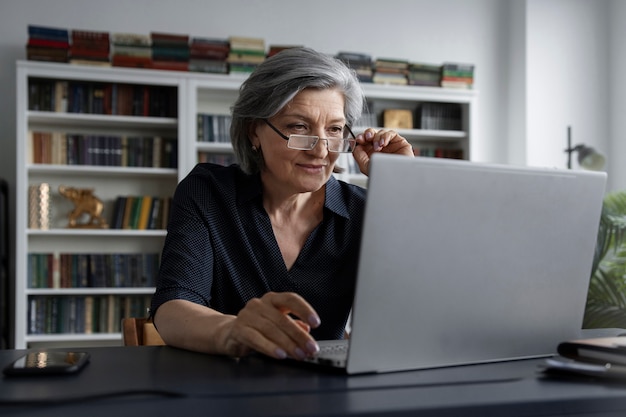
[{"xmin": 230, "ymin": 47, "xmax": 365, "ymax": 174}]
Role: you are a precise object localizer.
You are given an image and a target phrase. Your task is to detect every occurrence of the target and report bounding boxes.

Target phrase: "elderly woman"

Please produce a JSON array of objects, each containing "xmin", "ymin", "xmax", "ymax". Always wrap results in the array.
[{"xmin": 151, "ymin": 47, "xmax": 413, "ymax": 361}]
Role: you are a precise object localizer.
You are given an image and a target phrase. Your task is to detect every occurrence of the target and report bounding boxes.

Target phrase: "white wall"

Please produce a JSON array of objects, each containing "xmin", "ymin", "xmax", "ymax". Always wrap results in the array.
[
  {"xmin": 526, "ymin": 0, "xmax": 610, "ymax": 177},
  {"xmin": 609, "ymin": 0, "xmax": 626, "ymax": 192}
]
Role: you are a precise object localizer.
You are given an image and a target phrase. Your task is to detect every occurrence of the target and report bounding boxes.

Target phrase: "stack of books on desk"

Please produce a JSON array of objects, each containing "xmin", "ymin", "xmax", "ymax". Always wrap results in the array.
[{"xmin": 26, "ymin": 24, "xmax": 70, "ymax": 63}]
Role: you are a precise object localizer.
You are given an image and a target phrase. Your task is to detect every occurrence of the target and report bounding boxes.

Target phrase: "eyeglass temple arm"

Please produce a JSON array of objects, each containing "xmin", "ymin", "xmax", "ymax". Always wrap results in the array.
[
  {"xmin": 262, "ymin": 119, "xmax": 290, "ymax": 141},
  {"xmin": 345, "ymin": 124, "xmax": 356, "ymax": 140}
]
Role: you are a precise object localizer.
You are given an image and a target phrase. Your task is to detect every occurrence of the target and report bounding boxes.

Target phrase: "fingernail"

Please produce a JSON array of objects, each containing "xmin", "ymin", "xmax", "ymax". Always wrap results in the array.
[
  {"xmin": 275, "ymin": 348, "xmax": 287, "ymax": 359},
  {"xmin": 356, "ymin": 134, "xmax": 364, "ymax": 140},
  {"xmin": 373, "ymin": 141, "xmax": 380, "ymax": 149},
  {"xmin": 295, "ymin": 348, "xmax": 307, "ymax": 359},
  {"xmin": 309, "ymin": 314, "xmax": 321, "ymax": 327},
  {"xmin": 306, "ymin": 340, "xmax": 319, "ymax": 354},
  {"xmin": 365, "ymin": 131, "xmax": 373, "ymax": 139}
]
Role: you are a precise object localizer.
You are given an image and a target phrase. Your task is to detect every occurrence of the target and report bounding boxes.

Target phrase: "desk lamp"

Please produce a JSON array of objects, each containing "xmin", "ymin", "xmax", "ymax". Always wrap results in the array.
[{"xmin": 564, "ymin": 126, "xmax": 605, "ymax": 170}]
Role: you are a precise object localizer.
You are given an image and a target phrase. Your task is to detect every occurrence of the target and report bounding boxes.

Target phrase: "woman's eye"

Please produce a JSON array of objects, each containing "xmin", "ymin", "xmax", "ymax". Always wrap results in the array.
[
  {"xmin": 288, "ymin": 124, "xmax": 308, "ymax": 133},
  {"xmin": 328, "ymin": 126, "xmax": 344, "ymax": 137}
]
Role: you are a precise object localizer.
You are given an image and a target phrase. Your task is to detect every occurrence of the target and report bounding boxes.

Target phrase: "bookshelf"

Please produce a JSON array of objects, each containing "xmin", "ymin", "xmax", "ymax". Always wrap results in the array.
[
  {"xmin": 15, "ymin": 61, "xmax": 184, "ymax": 348},
  {"xmin": 15, "ymin": 60, "xmax": 477, "ymax": 349}
]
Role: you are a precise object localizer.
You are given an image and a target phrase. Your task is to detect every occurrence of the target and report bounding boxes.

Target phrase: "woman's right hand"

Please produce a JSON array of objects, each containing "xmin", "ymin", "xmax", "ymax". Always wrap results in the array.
[{"xmin": 223, "ymin": 292, "xmax": 321, "ymax": 360}]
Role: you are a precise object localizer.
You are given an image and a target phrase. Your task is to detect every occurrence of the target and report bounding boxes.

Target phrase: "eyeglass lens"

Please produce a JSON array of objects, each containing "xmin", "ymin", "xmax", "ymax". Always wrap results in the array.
[{"xmin": 287, "ymin": 135, "xmax": 356, "ymax": 153}]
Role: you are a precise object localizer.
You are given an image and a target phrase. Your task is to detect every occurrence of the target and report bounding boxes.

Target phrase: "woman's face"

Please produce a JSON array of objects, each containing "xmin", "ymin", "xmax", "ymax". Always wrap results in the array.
[{"xmin": 252, "ymin": 87, "xmax": 345, "ymax": 195}]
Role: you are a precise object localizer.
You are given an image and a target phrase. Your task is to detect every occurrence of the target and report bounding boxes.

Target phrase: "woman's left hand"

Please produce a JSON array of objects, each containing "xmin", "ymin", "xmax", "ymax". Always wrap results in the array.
[{"xmin": 352, "ymin": 128, "xmax": 414, "ymax": 176}]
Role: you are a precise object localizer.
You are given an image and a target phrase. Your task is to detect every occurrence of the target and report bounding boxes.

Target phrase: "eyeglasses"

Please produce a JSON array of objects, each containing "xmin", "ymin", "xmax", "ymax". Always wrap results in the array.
[{"xmin": 263, "ymin": 119, "xmax": 357, "ymax": 153}]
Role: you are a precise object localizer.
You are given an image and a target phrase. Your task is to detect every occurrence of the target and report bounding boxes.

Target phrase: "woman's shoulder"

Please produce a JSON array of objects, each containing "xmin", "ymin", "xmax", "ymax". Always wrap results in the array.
[
  {"xmin": 176, "ymin": 163, "xmax": 258, "ymax": 197},
  {"xmin": 330, "ymin": 176, "xmax": 366, "ymax": 200},
  {"xmin": 183, "ymin": 163, "xmax": 254, "ymax": 185},
  {"xmin": 326, "ymin": 176, "xmax": 367, "ymax": 217}
]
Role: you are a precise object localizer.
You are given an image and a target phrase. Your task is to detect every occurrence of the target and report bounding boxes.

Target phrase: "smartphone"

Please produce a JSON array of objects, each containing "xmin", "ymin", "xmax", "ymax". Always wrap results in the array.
[{"xmin": 3, "ymin": 351, "xmax": 90, "ymax": 376}]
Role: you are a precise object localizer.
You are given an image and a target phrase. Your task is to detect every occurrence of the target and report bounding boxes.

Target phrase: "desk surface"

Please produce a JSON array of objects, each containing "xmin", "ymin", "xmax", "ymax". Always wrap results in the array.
[{"xmin": 1, "ymin": 346, "xmax": 626, "ymax": 417}]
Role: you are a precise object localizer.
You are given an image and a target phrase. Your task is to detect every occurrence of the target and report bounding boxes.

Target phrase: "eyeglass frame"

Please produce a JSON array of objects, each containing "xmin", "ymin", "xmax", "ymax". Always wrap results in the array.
[{"xmin": 263, "ymin": 119, "xmax": 357, "ymax": 153}]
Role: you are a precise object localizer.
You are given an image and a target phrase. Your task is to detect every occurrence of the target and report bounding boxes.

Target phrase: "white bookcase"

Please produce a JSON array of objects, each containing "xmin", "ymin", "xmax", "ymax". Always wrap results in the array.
[
  {"xmin": 15, "ymin": 61, "xmax": 185, "ymax": 348},
  {"xmin": 15, "ymin": 60, "xmax": 477, "ymax": 348}
]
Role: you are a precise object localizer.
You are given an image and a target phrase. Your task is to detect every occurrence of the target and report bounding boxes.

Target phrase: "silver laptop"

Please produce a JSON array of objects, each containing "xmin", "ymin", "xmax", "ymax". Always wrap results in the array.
[{"xmin": 308, "ymin": 153, "xmax": 607, "ymax": 374}]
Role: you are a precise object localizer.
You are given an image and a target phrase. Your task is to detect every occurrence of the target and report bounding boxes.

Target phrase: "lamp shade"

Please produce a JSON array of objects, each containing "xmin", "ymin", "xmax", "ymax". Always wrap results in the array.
[{"xmin": 577, "ymin": 145, "xmax": 605, "ymax": 171}]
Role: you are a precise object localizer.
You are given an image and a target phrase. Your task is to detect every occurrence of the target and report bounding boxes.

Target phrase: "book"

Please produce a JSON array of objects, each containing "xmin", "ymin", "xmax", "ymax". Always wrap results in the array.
[
  {"xmin": 150, "ymin": 32, "xmax": 190, "ymax": 45},
  {"xmin": 26, "ymin": 46, "xmax": 69, "ymax": 62},
  {"xmin": 27, "ymin": 38, "xmax": 70, "ymax": 49},
  {"xmin": 137, "ymin": 195, "xmax": 153, "ymax": 230},
  {"xmin": 372, "ymin": 72, "xmax": 408, "ymax": 85},
  {"xmin": 558, "ymin": 336, "xmax": 626, "ymax": 365},
  {"xmin": 72, "ymin": 29, "xmax": 110, "ymax": 43},
  {"xmin": 375, "ymin": 58, "xmax": 409, "ymax": 72},
  {"xmin": 122, "ymin": 196, "xmax": 135, "ymax": 229},
  {"xmin": 228, "ymin": 36, "xmax": 265, "ymax": 52},
  {"xmin": 27, "ymin": 24, "xmax": 69, "ymax": 41},
  {"xmin": 111, "ymin": 32, "xmax": 151, "ymax": 46},
  {"xmin": 267, "ymin": 44, "xmax": 302, "ymax": 57}
]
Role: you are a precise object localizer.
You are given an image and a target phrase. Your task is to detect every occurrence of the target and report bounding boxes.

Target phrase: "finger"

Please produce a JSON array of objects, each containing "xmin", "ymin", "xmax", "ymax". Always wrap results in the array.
[
  {"xmin": 357, "ymin": 129, "xmax": 397, "ymax": 152},
  {"xmin": 265, "ymin": 292, "xmax": 321, "ymax": 329},
  {"xmin": 242, "ymin": 293, "xmax": 320, "ymax": 359},
  {"xmin": 265, "ymin": 293, "xmax": 321, "ymax": 357},
  {"xmin": 231, "ymin": 317, "xmax": 292, "ymax": 359}
]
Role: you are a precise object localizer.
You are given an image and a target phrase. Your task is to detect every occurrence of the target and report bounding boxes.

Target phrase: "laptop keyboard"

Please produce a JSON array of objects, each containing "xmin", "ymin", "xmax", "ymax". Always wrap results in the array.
[{"xmin": 317, "ymin": 340, "xmax": 349, "ymax": 358}]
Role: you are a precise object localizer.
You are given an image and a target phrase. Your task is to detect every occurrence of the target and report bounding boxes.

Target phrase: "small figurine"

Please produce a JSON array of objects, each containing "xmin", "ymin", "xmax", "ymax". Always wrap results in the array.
[{"xmin": 58, "ymin": 185, "xmax": 109, "ymax": 229}]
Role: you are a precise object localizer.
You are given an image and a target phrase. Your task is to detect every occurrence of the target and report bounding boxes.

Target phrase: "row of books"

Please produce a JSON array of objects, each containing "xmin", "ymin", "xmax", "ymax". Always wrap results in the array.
[
  {"xmin": 336, "ymin": 51, "xmax": 474, "ymax": 89},
  {"xmin": 26, "ymin": 25, "xmax": 267, "ymax": 74},
  {"xmin": 197, "ymin": 113, "xmax": 232, "ymax": 143},
  {"xmin": 28, "ymin": 252, "xmax": 160, "ymax": 289},
  {"xmin": 197, "ymin": 152, "xmax": 237, "ymax": 166},
  {"xmin": 28, "ymin": 78, "xmax": 178, "ymax": 117},
  {"xmin": 418, "ymin": 102, "xmax": 464, "ymax": 131},
  {"xmin": 414, "ymin": 147, "xmax": 464, "ymax": 159},
  {"xmin": 352, "ymin": 104, "xmax": 463, "ymax": 132},
  {"xmin": 110, "ymin": 195, "xmax": 172, "ymax": 230},
  {"xmin": 26, "ymin": 25, "xmax": 474, "ymax": 87},
  {"xmin": 28, "ymin": 294, "xmax": 152, "ymax": 335},
  {"xmin": 340, "ymin": 146, "xmax": 464, "ymax": 175},
  {"xmin": 27, "ymin": 25, "xmax": 112, "ymax": 65},
  {"xmin": 29, "ymin": 131, "xmax": 178, "ymax": 169}
]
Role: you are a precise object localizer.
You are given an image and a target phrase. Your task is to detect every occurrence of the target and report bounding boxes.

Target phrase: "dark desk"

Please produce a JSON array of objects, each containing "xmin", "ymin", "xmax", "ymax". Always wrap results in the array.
[{"xmin": 1, "ymin": 346, "xmax": 626, "ymax": 416}]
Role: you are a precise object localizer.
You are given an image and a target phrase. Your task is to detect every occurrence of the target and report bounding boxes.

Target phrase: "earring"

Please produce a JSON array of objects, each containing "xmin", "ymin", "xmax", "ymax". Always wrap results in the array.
[{"xmin": 251, "ymin": 145, "xmax": 258, "ymax": 152}]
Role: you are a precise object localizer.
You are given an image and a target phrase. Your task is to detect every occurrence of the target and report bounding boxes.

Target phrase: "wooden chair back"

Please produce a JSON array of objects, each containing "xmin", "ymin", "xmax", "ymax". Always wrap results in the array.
[{"xmin": 122, "ymin": 317, "xmax": 166, "ymax": 346}]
